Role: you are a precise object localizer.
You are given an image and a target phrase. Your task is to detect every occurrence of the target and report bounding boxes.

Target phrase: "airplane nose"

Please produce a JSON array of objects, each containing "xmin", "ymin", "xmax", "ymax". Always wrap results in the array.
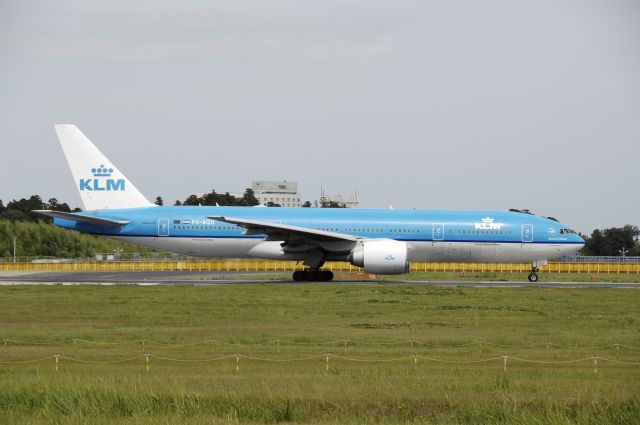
[{"xmin": 575, "ymin": 234, "xmax": 585, "ymax": 248}]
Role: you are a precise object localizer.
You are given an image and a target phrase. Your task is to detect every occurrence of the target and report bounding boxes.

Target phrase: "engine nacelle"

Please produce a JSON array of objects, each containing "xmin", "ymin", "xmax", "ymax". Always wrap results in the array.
[{"xmin": 350, "ymin": 239, "xmax": 410, "ymax": 274}]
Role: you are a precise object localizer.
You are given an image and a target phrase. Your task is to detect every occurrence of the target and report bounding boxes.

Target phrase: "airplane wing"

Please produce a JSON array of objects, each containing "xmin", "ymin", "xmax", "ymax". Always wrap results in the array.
[
  {"xmin": 208, "ymin": 215, "xmax": 358, "ymax": 253},
  {"xmin": 33, "ymin": 210, "xmax": 130, "ymax": 227}
]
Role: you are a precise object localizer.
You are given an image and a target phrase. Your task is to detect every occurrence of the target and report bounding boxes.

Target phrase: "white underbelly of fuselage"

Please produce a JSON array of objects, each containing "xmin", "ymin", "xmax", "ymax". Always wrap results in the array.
[{"xmin": 108, "ymin": 236, "xmax": 581, "ymax": 263}]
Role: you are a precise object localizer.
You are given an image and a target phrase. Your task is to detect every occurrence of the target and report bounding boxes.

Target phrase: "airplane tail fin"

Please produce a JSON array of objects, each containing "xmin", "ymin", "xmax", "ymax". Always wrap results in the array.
[{"xmin": 54, "ymin": 124, "xmax": 153, "ymax": 211}]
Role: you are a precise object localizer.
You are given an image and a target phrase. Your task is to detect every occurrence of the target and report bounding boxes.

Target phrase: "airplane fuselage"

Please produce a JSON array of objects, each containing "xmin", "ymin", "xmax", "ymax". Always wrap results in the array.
[{"xmin": 54, "ymin": 206, "xmax": 584, "ymax": 263}]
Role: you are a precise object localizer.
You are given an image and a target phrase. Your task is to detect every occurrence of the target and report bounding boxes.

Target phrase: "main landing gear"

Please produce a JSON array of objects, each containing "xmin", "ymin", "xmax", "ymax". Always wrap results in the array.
[{"xmin": 292, "ymin": 270, "xmax": 334, "ymax": 282}]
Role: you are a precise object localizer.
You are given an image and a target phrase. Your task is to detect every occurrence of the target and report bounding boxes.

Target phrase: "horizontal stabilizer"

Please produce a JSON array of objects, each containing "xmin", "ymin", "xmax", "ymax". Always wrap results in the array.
[{"xmin": 33, "ymin": 210, "xmax": 129, "ymax": 227}]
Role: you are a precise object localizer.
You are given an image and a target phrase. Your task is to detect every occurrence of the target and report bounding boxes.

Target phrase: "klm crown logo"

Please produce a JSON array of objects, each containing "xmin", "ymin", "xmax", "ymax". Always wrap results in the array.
[
  {"xmin": 92, "ymin": 165, "xmax": 113, "ymax": 177},
  {"xmin": 474, "ymin": 216, "xmax": 503, "ymax": 230},
  {"xmin": 80, "ymin": 164, "xmax": 126, "ymax": 191}
]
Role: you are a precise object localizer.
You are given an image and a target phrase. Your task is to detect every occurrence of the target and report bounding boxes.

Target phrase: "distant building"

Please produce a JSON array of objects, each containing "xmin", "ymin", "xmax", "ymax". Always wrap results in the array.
[
  {"xmin": 252, "ymin": 180, "xmax": 301, "ymax": 208},
  {"xmin": 319, "ymin": 190, "xmax": 359, "ymax": 208}
]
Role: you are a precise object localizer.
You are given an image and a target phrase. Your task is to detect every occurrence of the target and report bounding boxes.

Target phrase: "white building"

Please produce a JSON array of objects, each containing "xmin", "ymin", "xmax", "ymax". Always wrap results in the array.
[
  {"xmin": 319, "ymin": 191, "xmax": 359, "ymax": 208},
  {"xmin": 252, "ymin": 180, "xmax": 301, "ymax": 208}
]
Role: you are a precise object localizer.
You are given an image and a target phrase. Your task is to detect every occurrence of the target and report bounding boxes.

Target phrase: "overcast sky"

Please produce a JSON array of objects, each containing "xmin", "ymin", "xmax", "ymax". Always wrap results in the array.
[{"xmin": 1, "ymin": 0, "xmax": 638, "ymax": 232}]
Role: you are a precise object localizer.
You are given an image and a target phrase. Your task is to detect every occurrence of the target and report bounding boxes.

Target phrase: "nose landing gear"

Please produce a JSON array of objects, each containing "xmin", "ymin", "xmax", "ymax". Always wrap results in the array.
[
  {"xmin": 527, "ymin": 260, "xmax": 548, "ymax": 282},
  {"xmin": 292, "ymin": 269, "xmax": 334, "ymax": 282}
]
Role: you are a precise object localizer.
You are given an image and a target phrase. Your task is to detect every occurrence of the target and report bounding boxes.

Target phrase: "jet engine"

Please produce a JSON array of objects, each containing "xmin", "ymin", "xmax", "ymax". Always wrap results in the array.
[{"xmin": 350, "ymin": 239, "xmax": 410, "ymax": 274}]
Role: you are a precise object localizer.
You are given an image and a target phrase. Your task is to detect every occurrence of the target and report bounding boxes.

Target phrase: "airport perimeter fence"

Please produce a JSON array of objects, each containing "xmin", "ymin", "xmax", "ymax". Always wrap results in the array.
[
  {"xmin": 1, "ymin": 259, "xmax": 639, "ymax": 274},
  {"xmin": 1, "ymin": 336, "xmax": 639, "ymax": 374},
  {"xmin": 3, "ymin": 337, "xmax": 640, "ymax": 352}
]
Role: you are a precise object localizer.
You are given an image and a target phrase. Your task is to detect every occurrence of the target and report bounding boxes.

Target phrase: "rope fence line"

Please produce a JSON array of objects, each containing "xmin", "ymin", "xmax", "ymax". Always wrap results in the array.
[
  {"xmin": 507, "ymin": 356, "xmax": 595, "ymax": 365},
  {"xmin": 1, "ymin": 353, "xmax": 639, "ymax": 366},
  {"xmin": 3, "ymin": 337, "xmax": 640, "ymax": 351},
  {"xmin": 58, "ymin": 355, "xmax": 147, "ymax": 364},
  {"xmin": 149, "ymin": 354, "xmax": 238, "ymax": 363},
  {"xmin": 236, "ymin": 354, "xmax": 326, "ymax": 362}
]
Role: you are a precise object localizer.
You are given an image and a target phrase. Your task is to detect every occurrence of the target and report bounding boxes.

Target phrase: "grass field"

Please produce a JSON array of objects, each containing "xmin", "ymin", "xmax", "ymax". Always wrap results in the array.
[{"xmin": 0, "ymin": 283, "xmax": 639, "ymax": 424}]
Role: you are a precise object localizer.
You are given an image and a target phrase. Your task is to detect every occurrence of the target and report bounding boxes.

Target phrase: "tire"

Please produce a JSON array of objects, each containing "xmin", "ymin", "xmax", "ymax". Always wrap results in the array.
[
  {"xmin": 319, "ymin": 270, "xmax": 334, "ymax": 282},
  {"xmin": 293, "ymin": 271, "xmax": 305, "ymax": 282},
  {"xmin": 306, "ymin": 271, "xmax": 319, "ymax": 281},
  {"xmin": 528, "ymin": 273, "xmax": 538, "ymax": 282}
]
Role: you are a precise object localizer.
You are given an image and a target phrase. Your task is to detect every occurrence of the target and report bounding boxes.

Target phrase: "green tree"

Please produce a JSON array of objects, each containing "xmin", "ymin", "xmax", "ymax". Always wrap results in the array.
[
  {"xmin": 183, "ymin": 195, "xmax": 201, "ymax": 206},
  {"xmin": 240, "ymin": 188, "xmax": 259, "ymax": 206},
  {"xmin": 201, "ymin": 190, "xmax": 218, "ymax": 206},
  {"xmin": 0, "ymin": 209, "xmax": 29, "ymax": 222},
  {"xmin": 47, "ymin": 198, "xmax": 72, "ymax": 213},
  {"xmin": 265, "ymin": 202, "xmax": 281, "ymax": 207},
  {"xmin": 5, "ymin": 195, "xmax": 45, "ymax": 221},
  {"xmin": 174, "ymin": 200, "xmax": 182, "ymax": 206},
  {"xmin": 302, "ymin": 201, "xmax": 312, "ymax": 208},
  {"xmin": 154, "ymin": 196, "xmax": 164, "ymax": 206},
  {"xmin": 222, "ymin": 192, "xmax": 238, "ymax": 206},
  {"xmin": 321, "ymin": 201, "xmax": 346, "ymax": 208},
  {"xmin": 584, "ymin": 225, "xmax": 639, "ymax": 256}
]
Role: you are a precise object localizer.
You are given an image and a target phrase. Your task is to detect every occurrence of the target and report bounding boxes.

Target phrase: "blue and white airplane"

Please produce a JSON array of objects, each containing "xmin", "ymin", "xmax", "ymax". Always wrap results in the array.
[{"xmin": 35, "ymin": 125, "xmax": 584, "ymax": 282}]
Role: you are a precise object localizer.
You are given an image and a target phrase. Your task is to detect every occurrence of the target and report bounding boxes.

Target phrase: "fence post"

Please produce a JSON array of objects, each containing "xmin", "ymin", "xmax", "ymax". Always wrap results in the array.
[
  {"xmin": 54, "ymin": 354, "xmax": 60, "ymax": 372},
  {"xmin": 145, "ymin": 352, "xmax": 150, "ymax": 372},
  {"xmin": 236, "ymin": 353, "xmax": 240, "ymax": 373},
  {"xmin": 325, "ymin": 353, "xmax": 330, "ymax": 374},
  {"xmin": 593, "ymin": 355, "xmax": 598, "ymax": 375},
  {"xmin": 503, "ymin": 353, "xmax": 508, "ymax": 373}
]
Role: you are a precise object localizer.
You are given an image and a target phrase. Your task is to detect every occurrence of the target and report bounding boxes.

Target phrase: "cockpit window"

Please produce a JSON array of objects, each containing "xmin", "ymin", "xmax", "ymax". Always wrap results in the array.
[{"xmin": 559, "ymin": 228, "xmax": 576, "ymax": 235}]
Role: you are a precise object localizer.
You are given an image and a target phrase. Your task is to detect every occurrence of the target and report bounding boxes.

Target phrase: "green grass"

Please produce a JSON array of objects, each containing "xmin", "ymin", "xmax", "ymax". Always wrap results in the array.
[{"xmin": 0, "ymin": 284, "xmax": 638, "ymax": 424}]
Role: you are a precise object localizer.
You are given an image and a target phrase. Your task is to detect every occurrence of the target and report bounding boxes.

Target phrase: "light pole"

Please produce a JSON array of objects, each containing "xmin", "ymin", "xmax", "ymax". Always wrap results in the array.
[
  {"xmin": 619, "ymin": 247, "xmax": 629, "ymax": 258},
  {"xmin": 12, "ymin": 235, "xmax": 17, "ymax": 263}
]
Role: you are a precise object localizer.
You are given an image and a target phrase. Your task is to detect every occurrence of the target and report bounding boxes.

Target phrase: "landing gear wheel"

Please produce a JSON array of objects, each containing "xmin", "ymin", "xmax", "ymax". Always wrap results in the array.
[
  {"xmin": 319, "ymin": 271, "xmax": 334, "ymax": 282},
  {"xmin": 291, "ymin": 270, "xmax": 334, "ymax": 282},
  {"xmin": 528, "ymin": 273, "xmax": 539, "ymax": 282}
]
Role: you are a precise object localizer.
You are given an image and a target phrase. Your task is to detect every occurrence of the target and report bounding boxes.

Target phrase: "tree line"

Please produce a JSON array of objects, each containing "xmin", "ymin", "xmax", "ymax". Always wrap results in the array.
[
  {"xmin": 0, "ymin": 195, "xmax": 78, "ymax": 223},
  {"xmin": 1, "ymin": 194, "xmax": 638, "ymax": 257},
  {"xmin": 581, "ymin": 225, "xmax": 640, "ymax": 257},
  {"xmin": 157, "ymin": 188, "xmax": 343, "ymax": 208}
]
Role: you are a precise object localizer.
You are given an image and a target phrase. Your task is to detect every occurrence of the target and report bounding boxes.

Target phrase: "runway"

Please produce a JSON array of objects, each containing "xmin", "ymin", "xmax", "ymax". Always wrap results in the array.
[{"xmin": 0, "ymin": 271, "xmax": 638, "ymax": 288}]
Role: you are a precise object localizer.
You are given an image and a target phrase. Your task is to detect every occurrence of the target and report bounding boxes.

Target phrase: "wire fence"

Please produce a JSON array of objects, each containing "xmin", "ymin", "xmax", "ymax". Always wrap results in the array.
[
  {"xmin": 3, "ymin": 337, "xmax": 639, "ymax": 376},
  {"xmin": 0, "ymin": 353, "xmax": 638, "ymax": 375}
]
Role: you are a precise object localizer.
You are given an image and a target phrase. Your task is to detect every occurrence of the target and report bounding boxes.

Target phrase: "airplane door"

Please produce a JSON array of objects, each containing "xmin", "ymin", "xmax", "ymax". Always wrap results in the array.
[
  {"xmin": 158, "ymin": 218, "xmax": 169, "ymax": 237},
  {"xmin": 433, "ymin": 223, "xmax": 444, "ymax": 241},
  {"xmin": 521, "ymin": 224, "xmax": 533, "ymax": 243}
]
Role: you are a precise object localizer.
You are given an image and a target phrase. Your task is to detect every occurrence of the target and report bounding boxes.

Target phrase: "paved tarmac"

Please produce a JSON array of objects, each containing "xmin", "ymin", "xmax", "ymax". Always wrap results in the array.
[{"xmin": 0, "ymin": 271, "xmax": 638, "ymax": 288}]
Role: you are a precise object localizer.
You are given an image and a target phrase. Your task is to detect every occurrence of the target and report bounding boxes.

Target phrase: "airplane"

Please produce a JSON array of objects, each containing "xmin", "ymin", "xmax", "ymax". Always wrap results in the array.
[{"xmin": 35, "ymin": 125, "xmax": 585, "ymax": 282}]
